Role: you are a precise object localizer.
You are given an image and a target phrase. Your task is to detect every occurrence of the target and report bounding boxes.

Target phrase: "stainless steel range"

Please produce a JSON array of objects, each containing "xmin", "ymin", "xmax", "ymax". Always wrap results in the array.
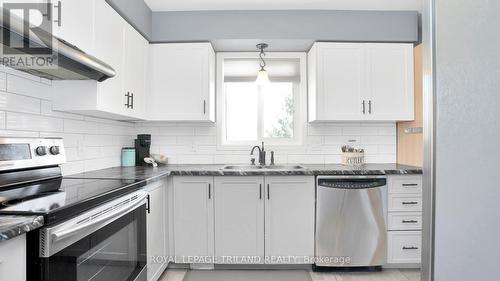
[{"xmin": 0, "ymin": 138, "xmax": 148, "ymax": 281}]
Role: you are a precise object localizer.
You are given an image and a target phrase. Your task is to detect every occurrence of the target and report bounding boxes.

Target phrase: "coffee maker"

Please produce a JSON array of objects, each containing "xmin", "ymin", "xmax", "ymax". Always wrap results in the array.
[{"xmin": 134, "ymin": 134, "xmax": 151, "ymax": 166}]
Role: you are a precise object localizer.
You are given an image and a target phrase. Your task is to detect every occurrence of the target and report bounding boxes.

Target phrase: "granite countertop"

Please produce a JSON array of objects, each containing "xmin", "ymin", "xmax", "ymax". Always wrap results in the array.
[
  {"xmin": 67, "ymin": 163, "xmax": 422, "ymax": 180},
  {"xmin": 0, "ymin": 215, "xmax": 44, "ymax": 242},
  {"xmin": 0, "ymin": 163, "xmax": 420, "ymax": 242}
]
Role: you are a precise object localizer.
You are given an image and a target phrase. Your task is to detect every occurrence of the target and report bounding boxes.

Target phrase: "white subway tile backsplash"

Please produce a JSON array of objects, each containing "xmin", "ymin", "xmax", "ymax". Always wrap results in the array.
[
  {"xmin": 0, "ymin": 72, "xmax": 7, "ymax": 91},
  {"xmin": 7, "ymin": 74, "xmax": 52, "ymax": 100},
  {"xmin": 6, "ymin": 112, "xmax": 63, "ymax": 132},
  {"xmin": 287, "ymin": 154, "xmax": 325, "ymax": 164},
  {"xmin": 0, "ymin": 111, "xmax": 5, "ymax": 129},
  {"xmin": 324, "ymin": 135, "xmax": 361, "ymax": 144},
  {"xmin": 342, "ymin": 126, "xmax": 379, "ymax": 136},
  {"xmin": 159, "ymin": 126, "xmax": 195, "ymax": 136},
  {"xmin": 84, "ymin": 134, "xmax": 114, "ymax": 146},
  {"xmin": 195, "ymin": 126, "xmax": 216, "ymax": 136},
  {"xmin": 0, "ymin": 129, "xmax": 39, "ymax": 137},
  {"xmin": 0, "ymin": 91, "xmax": 41, "ymax": 114},
  {"xmin": 361, "ymin": 135, "xmax": 397, "ymax": 145}
]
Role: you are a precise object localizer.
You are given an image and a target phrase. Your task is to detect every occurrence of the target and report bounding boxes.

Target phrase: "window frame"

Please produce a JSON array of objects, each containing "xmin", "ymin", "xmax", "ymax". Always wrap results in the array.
[{"xmin": 216, "ymin": 52, "xmax": 307, "ymax": 150}]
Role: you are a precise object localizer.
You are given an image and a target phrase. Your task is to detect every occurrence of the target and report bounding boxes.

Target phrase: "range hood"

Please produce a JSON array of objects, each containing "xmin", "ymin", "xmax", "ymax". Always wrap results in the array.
[{"xmin": 0, "ymin": 8, "xmax": 115, "ymax": 82}]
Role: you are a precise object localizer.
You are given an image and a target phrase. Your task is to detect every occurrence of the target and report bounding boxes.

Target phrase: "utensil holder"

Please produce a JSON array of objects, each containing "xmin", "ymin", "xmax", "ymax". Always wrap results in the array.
[{"xmin": 341, "ymin": 152, "xmax": 365, "ymax": 166}]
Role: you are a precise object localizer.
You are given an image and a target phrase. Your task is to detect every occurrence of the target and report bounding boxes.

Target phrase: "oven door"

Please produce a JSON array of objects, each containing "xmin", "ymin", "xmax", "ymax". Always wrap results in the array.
[{"xmin": 29, "ymin": 191, "xmax": 148, "ymax": 281}]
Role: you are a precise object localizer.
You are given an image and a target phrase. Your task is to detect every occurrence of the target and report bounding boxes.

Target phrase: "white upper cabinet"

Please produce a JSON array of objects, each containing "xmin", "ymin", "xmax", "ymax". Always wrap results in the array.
[
  {"xmin": 148, "ymin": 43, "xmax": 215, "ymax": 121},
  {"xmin": 365, "ymin": 44, "xmax": 414, "ymax": 120},
  {"xmin": 308, "ymin": 42, "xmax": 414, "ymax": 122},
  {"xmin": 51, "ymin": 0, "xmax": 94, "ymax": 54},
  {"xmin": 52, "ymin": 0, "xmax": 147, "ymax": 120}
]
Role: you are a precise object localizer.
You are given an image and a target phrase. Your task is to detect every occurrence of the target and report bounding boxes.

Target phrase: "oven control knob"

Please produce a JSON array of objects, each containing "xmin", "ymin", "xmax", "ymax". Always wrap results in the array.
[
  {"xmin": 35, "ymin": 146, "xmax": 48, "ymax": 156},
  {"xmin": 49, "ymin": 146, "xmax": 60, "ymax": 155}
]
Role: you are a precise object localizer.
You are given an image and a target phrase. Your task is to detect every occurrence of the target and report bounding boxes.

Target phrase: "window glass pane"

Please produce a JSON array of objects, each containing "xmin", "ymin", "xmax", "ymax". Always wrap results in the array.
[
  {"xmin": 262, "ymin": 83, "xmax": 294, "ymax": 138},
  {"xmin": 225, "ymin": 82, "xmax": 258, "ymax": 141}
]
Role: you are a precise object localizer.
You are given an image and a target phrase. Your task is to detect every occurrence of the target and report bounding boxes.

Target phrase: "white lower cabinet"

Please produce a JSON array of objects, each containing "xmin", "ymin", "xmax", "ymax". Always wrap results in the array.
[
  {"xmin": 387, "ymin": 231, "xmax": 422, "ymax": 264},
  {"xmin": 145, "ymin": 181, "xmax": 168, "ymax": 281},
  {"xmin": 214, "ymin": 177, "xmax": 265, "ymax": 264},
  {"xmin": 0, "ymin": 234, "xmax": 26, "ymax": 281},
  {"xmin": 209, "ymin": 176, "xmax": 314, "ymax": 265},
  {"xmin": 387, "ymin": 175, "xmax": 423, "ymax": 266},
  {"xmin": 265, "ymin": 176, "xmax": 315, "ymax": 264},
  {"xmin": 173, "ymin": 176, "xmax": 214, "ymax": 264}
]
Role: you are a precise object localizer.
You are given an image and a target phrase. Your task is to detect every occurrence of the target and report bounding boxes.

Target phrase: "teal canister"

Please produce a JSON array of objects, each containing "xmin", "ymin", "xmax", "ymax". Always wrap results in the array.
[{"xmin": 121, "ymin": 147, "xmax": 136, "ymax": 167}]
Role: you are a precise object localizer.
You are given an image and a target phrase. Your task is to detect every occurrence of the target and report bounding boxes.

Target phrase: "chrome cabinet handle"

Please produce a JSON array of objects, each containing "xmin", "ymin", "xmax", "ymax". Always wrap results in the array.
[
  {"xmin": 402, "ymin": 220, "xmax": 418, "ymax": 223},
  {"xmin": 362, "ymin": 100, "xmax": 366, "ymax": 114},
  {"xmin": 259, "ymin": 184, "xmax": 262, "ymax": 200},
  {"xmin": 130, "ymin": 93, "xmax": 134, "ymax": 109},
  {"xmin": 267, "ymin": 184, "xmax": 270, "ymax": 200},
  {"xmin": 208, "ymin": 183, "xmax": 211, "ymax": 199},
  {"xmin": 368, "ymin": 100, "xmax": 372, "ymax": 114},
  {"xmin": 54, "ymin": 1, "xmax": 62, "ymax": 27},
  {"xmin": 203, "ymin": 100, "xmax": 206, "ymax": 114},
  {"xmin": 402, "ymin": 201, "xmax": 419, "ymax": 205},
  {"xmin": 402, "ymin": 183, "xmax": 418, "ymax": 187},
  {"xmin": 402, "ymin": 246, "xmax": 419, "ymax": 250}
]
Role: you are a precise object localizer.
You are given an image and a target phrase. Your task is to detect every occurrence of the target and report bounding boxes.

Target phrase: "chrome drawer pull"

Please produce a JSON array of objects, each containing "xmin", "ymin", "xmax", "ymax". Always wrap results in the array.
[
  {"xmin": 402, "ymin": 220, "xmax": 418, "ymax": 223},
  {"xmin": 402, "ymin": 183, "xmax": 418, "ymax": 187},
  {"xmin": 402, "ymin": 201, "xmax": 419, "ymax": 205},
  {"xmin": 402, "ymin": 246, "xmax": 419, "ymax": 250}
]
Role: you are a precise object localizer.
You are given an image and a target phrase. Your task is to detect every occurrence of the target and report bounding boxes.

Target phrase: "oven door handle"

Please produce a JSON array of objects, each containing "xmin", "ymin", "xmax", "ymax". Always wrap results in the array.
[{"xmin": 51, "ymin": 193, "xmax": 147, "ymax": 243}]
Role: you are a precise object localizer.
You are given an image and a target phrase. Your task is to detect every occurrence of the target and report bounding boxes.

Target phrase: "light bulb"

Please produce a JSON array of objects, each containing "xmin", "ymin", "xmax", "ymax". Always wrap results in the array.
[{"xmin": 256, "ymin": 69, "xmax": 270, "ymax": 85}]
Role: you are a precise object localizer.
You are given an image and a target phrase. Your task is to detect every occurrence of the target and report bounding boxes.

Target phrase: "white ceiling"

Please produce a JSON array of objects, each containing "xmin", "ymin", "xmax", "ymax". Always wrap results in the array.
[{"xmin": 144, "ymin": 0, "xmax": 422, "ymax": 12}]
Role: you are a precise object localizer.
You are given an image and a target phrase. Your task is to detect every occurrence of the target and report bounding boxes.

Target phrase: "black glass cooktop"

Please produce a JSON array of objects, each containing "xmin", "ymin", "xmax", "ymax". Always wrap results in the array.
[{"xmin": 0, "ymin": 177, "xmax": 145, "ymax": 225}]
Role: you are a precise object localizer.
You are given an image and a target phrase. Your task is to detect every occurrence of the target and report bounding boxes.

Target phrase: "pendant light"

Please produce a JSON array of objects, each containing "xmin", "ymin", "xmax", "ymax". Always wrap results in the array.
[{"xmin": 256, "ymin": 43, "xmax": 270, "ymax": 85}]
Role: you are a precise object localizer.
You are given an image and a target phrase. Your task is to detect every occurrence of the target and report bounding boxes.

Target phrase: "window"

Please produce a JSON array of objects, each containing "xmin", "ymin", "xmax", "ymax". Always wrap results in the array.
[{"xmin": 217, "ymin": 53, "xmax": 306, "ymax": 147}]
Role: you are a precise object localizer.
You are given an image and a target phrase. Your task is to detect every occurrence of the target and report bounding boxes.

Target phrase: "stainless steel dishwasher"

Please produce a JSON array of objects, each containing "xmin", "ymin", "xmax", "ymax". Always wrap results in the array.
[{"xmin": 314, "ymin": 176, "xmax": 387, "ymax": 271}]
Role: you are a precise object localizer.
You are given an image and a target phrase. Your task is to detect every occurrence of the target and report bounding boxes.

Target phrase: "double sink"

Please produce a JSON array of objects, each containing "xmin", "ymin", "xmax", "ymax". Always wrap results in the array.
[{"xmin": 221, "ymin": 164, "xmax": 307, "ymax": 171}]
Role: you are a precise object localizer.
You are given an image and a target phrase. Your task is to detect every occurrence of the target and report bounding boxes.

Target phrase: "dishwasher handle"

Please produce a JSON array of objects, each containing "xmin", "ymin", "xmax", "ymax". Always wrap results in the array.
[{"xmin": 317, "ymin": 177, "xmax": 387, "ymax": 189}]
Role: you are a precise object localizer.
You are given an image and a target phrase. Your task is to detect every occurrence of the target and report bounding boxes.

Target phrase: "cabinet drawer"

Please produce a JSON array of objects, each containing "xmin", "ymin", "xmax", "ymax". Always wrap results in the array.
[
  {"xmin": 387, "ymin": 231, "xmax": 421, "ymax": 264},
  {"xmin": 389, "ymin": 194, "xmax": 422, "ymax": 212},
  {"xmin": 389, "ymin": 176, "xmax": 422, "ymax": 194},
  {"xmin": 388, "ymin": 212, "xmax": 422, "ymax": 230}
]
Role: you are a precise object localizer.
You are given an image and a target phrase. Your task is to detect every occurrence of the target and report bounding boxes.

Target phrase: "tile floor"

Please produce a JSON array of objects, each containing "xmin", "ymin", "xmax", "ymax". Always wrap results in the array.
[{"xmin": 160, "ymin": 268, "xmax": 420, "ymax": 281}]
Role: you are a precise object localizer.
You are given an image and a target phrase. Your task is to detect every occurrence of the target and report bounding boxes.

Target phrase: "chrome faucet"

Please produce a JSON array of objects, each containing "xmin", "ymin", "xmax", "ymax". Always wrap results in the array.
[{"xmin": 251, "ymin": 142, "xmax": 266, "ymax": 166}]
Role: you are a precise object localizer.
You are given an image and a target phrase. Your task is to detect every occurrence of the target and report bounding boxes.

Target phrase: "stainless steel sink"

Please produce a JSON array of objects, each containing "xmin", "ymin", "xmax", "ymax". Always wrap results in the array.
[
  {"xmin": 221, "ymin": 164, "xmax": 306, "ymax": 170},
  {"xmin": 264, "ymin": 165, "xmax": 307, "ymax": 170},
  {"xmin": 221, "ymin": 165, "xmax": 264, "ymax": 170}
]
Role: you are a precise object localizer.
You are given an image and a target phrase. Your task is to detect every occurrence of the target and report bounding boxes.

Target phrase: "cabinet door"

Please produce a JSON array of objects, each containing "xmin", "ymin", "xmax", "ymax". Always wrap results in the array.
[
  {"xmin": 311, "ymin": 43, "xmax": 365, "ymax": 121},
  {"xmin": 123, "ymin": 23, "xmax": 147, "ymax": 119},
  {"xmin": 52, "ymin": 0, "xmax": 94, "ymax": 54},
  {"xmin": 0, "ymin": 234, "xmax": 26, "ymax": 281},
  {"xmin": 264, "ymin": 176, "xmax": 315, "ymax": 264},
  {"xmin": 173, "ymin": 176, "xmax": 214, "ymax": 262},
  {"xmin": 93, "ymin": 0, "xmax": 125, "ymax": 115},
  {"xmin": 365, "ymin": 43, "xmax": 414, "ymax": 121},
  {"xmin": 214, "ymin": 176, "xmax": 264, "ymax": 264},
  {"xmin": 148, "ymin": 43, "xmax": 215, "ymax": 121},
  {"xmin": 146, "ymin": 183, "xmax": 166, "ymax": 281}
]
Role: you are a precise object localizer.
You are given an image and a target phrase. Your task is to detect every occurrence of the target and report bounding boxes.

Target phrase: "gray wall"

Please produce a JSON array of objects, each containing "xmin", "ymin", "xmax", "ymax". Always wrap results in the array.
[
  {"xmin": 432, "ymin": 0, "xmax": 500, "ymax": 280},
  {"xmin": 106, "ymin": 0, "xmax": 152, "ymax": 40},
  {"xmin": 151, "ymin": 10, "xmax": 419, "ymax": 45}
]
